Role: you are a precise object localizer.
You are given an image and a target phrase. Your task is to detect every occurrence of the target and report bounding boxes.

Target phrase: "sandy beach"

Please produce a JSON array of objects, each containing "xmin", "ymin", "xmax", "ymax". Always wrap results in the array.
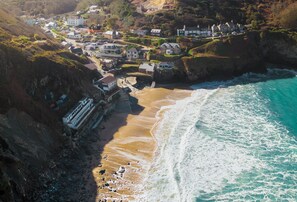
[{"xmin": 93, "ymin": 87, "xmax": 191, "ymax": 201}]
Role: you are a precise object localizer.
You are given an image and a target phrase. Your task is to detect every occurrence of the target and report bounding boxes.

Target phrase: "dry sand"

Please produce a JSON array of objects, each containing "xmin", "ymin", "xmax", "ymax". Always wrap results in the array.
[{"xmin": 93, "ymin": 87, "xmax": 191, "ymax": 201}]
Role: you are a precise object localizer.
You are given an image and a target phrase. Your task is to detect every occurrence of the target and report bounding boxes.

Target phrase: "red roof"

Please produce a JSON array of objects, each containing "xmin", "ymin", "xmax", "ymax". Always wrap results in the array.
[{"xmin": 99, "ymin": 76, "xmax": 116, "ymax": 84}]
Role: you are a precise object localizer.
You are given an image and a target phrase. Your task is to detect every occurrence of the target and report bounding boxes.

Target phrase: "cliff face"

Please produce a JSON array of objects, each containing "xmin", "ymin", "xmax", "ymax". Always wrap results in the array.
[
  {"xmin": 174, "ymin": 31, "xmax": 297, "ymax": 82},
  {"xmin": 260, "ymin": 30, "xmax": 297, "ymax": 67},
  {"xmin": 0, "ymin": 109, "xmax": 63, "ymax": 201},
  {"xmin": 0, "ymin": 9, "xmax": 100, "ymax": 201}
]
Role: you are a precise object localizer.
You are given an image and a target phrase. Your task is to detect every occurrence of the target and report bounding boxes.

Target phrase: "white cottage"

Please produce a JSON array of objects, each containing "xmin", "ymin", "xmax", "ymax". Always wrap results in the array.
[
  {"xmin": 126, "ymin": 48, "xmax": 139, "ymax": 60},
  {"xmin": 67, "ymin": 16, "xmax": 85, "ymax": 27}
]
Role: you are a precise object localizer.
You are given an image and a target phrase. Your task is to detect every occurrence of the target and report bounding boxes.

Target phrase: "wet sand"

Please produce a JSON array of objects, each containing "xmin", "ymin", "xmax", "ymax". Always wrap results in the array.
[{"xmin": 93, "ymin": 87, "xmax": 191, "ymax": 201}]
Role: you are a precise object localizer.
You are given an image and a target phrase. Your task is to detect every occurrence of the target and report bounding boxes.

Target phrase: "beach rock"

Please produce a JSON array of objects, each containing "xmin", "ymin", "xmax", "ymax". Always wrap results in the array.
[
  {"xmin": 99, "ymin": 169, "xmax": 106, "ymax": 175},
  {"xmin": 118, "ymin": 166, "xmax": 125, "ymax": 174}
]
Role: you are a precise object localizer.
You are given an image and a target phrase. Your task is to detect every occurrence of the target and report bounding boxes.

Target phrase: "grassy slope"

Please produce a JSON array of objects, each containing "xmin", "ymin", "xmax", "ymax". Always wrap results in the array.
[
  {"xmin": 0, "ymin": 0, "xmax": 78, "ymax": 16},
  {"xmin": 179, "ymin": 34, "xmax": 265, "ymax": 81}
]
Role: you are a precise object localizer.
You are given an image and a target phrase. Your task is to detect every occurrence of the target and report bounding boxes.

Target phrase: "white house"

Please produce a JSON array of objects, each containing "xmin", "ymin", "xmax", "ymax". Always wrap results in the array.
[
  {"xmin": 217, "ymin": 23, "xmax": 229, "ymax": 33},
  {"xmin": 160, "ymin": 43, "xmax": 181, "ymax": 55},
  {"xmin": 177, "ymin": 25, "xmax": 212, "ymax": 37},
  {"xmin": 96, "ymin": 43, "xmax": 123, "ymax": 58},
  {"xmin": 130, "ymin": 29, "xmax": 148, "ymax": 36},
  {"xmin": 103, "ymin": 30, "xmax": 120, "ymax": 39},
  {"xmin": 99, "ymin": 43, "xmax": 122, "ymax": 54},
  {"xmin": 157, "ymin": 62, "xmax": 174, "ymax": 69},
  {"xmin": 151, "ymin": 29, "xmax": 162, "ymax": 36},
  {"xmin": 126, "ymin": 48, "xmax": 139, "ymax": 60},
  {"xmin": 139, "ymin": 63, "xmax": 155, "ymax": 75},
  {"xmin": 100, "ymin": 58, "xmax": 117, "ymax": 69},
  {"xmin": 226, "ymin": 21, "xmax": 237, "ymax": 32},
  {"xmin": 67, "ymin": 16, "xmax": 85, "ymax": 27},
  {"xmin": 89, "ymin": 5, "xmax": 98, "ymax": 11},
  {"xmin": 67, "ymin": 32, "xmax": 82, "ymax": 39},
  {"xmin": 88, "ymin": 5, "xmax": 100, "ymax": 14},
  {"xmin": 45, "ymin": 22, "xmax": 57, "ymax": 29},
  {"xmin": 98, "ymin": 76, "xmax": 117, "ymax": 92}
]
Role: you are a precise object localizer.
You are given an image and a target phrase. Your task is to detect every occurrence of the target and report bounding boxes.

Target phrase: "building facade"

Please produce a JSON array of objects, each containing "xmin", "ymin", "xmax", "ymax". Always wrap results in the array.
[
  {"xmin": 67, "ymin": 16, "xmax": 85, "ymax": 27},
  {"xmin": 63, "ymin": 98, "xmax": 95, "ymax": 130},
  {"xmin": 126, "ymin": 48, "xmax": 139, "ymax": 60}
]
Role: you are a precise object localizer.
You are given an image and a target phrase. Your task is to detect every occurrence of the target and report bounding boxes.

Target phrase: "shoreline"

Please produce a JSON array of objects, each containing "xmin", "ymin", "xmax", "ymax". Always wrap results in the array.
[{"xmin": 94, "ymin": 86, "xmax": 192, "ymax": 201}]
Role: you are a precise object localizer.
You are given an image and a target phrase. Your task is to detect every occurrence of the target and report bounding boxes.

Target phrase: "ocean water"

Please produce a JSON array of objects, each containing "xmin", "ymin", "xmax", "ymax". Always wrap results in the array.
[{"xmin": 137, "ymin": 69, "xmax": 297, "ymax": 202}]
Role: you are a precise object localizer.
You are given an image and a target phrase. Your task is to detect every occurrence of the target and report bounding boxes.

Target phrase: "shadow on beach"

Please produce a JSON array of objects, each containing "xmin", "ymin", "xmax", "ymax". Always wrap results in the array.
[{"xmin": 35, "ymin": 90, "xmax": 144, "ymax": 202}]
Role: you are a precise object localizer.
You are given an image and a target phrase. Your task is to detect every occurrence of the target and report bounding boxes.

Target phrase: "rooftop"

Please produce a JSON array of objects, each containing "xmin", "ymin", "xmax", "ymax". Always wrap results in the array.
[
  {"xmin": 99, "ymin": 75, "xmax": 116, "ymax": 84},
  {"xmin": 139, "ymin": 63, "xmax": 155, "ymax": 72}
]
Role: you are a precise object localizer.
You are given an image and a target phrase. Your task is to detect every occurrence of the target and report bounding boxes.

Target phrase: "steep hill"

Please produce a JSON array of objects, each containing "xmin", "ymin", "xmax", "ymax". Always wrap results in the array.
[
  {"xmin": 80, "ymin": 0, "xmax": 296, "ymax": 36},
  {"xmin": 0, "ymin": 0, "xmax": 78, "ymax": 16},
  {"xmin": 0, "ymin": 8, "xmax": 100, "ymax": 201}
]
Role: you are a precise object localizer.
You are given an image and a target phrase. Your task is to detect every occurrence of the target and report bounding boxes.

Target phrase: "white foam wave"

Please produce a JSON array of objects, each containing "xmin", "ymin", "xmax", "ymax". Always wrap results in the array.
[{"xmin": 135, "ymin": 78, "xmax": 297, "ymax": 201}]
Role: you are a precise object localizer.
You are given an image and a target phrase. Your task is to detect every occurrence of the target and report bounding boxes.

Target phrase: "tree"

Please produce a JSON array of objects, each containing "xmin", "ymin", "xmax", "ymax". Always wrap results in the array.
[
  {"xmin": 157, "ymin": 39, "xmax": 166, "ymax": 46},
  {"xmin": 278, "ymin": 2, "xmax": 297, "ymax": 29},
  {"xmin": 106, "ymin": 17, "xmax": 118, "ymax": 30}
]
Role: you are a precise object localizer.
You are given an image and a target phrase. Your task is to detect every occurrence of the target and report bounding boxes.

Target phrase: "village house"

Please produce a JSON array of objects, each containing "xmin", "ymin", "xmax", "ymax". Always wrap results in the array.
[
  {"xmin": 101, "ymin": 58, "xmax": 118, "ymax": 70},
  {"xmin": 160, "ymin": 43, "xmax": 181, "ymax": 55},
  {"xmin": 103, "ymin": 30, "xmax": 120, "ymax": 39},
  {"xmin": 139, "ymin": 63, "xmax": 156, "ymax": 76},
  {"xmin": 84, "ymin": 42, "xmax": 98, "ymax": 51},
  {"xmin": 234, "ymin": 23, "xmax": 245, "ymax": 33},
  {"xmin": 130, "ymin": 29, "xmax": 148, "ymax": 36},
  {"xmin": 211, "ymin": 24, "xmax": 220, "ymax": 36},
  {"xmin": 88, "ymin": 5, "xmax": 100, "ymax": 14},
  {"xmin": 96, "ymin": 75, "xmax": 118, "ymax": 92},
  {"xmin": 45, "ymin": 21, "xmax": 57, "ymax": 30},
  {"xmin": 177, "ymin": 25, "xmax": 212, "ymax": 37},
  {"xmin": 126, "ymin": 47, "xmax": 140, "ymax": 60},
  {"xmin": 157, "ymin": 62, "xmax": 174, "ymax": 69},
  {"xmin": 88, "ymin": 24, "xmax": 101, "ymax": 34},
  {"xmin": 217, "ymin": 23, "xmax": 229, "ymax": 34},
  {"xmin": 150, "ymin": 29, "xmax": 162, "ymax": 37},
  {"xmin": 69, "ymin": 46, "xmax": 83, "ymax": 55},
  {"xmin": 200, "ymin": 27, "xmax": 212, "ymax": 37},
  {"xmin": 226, "ymin": 21, "xmax": 237, "ymax": 32},
  {"xmin": 61, "ymin": 41, "xmax": 72, "ymax": 48},
  {"xmin": 67, "ymin": 16, "xmax": 85, "ymax": 27},
  {"xmin": 212, "ymin": 21, "xmax": 246, "ymax": 35},
  {"xmin": 67, "ymin": 31, "xmax": 82, "ymax": 39},
  {"xmin": 97, "ymin": 43, "xmax": 122, "ymax": 56}
]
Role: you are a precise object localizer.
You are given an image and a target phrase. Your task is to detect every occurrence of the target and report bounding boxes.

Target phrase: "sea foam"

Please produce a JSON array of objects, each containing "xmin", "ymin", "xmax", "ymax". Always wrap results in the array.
[{"xmin": 136, "ymin": 70, "xmax": 297, "ymax": 202}]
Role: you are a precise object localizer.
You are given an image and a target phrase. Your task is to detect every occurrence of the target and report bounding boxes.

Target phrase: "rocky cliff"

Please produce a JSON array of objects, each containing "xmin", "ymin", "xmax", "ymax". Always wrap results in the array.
[
  {"xmin": 0, "ymin": 8, "xmax": 100, "ymax": 201},
  {"xmin": 170, "ymin": 30, "xmax": 297, "ymax": 82},
  {"xmin": 260, "ymin": 30, "xmax": 297, "ymax": 67}
]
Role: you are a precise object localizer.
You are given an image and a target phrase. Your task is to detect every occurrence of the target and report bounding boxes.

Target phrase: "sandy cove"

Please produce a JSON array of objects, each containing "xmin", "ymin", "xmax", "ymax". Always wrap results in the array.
[{"xmin": 93, "ymin": 87, "xmax": 191, "ymax": 201}]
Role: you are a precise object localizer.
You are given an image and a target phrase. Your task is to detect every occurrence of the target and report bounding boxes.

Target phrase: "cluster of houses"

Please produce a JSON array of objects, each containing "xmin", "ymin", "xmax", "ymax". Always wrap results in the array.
[
  {"xmin": 177, "ymin": 21, "xmax": 245, "ymax": 37},
  {"xmin": 139, "ymin": 61, "xmax": 174, "ymax": 76},
  {"xmin": 20, "ymin": 6, "xmax": 248, "ymax": 136}
]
